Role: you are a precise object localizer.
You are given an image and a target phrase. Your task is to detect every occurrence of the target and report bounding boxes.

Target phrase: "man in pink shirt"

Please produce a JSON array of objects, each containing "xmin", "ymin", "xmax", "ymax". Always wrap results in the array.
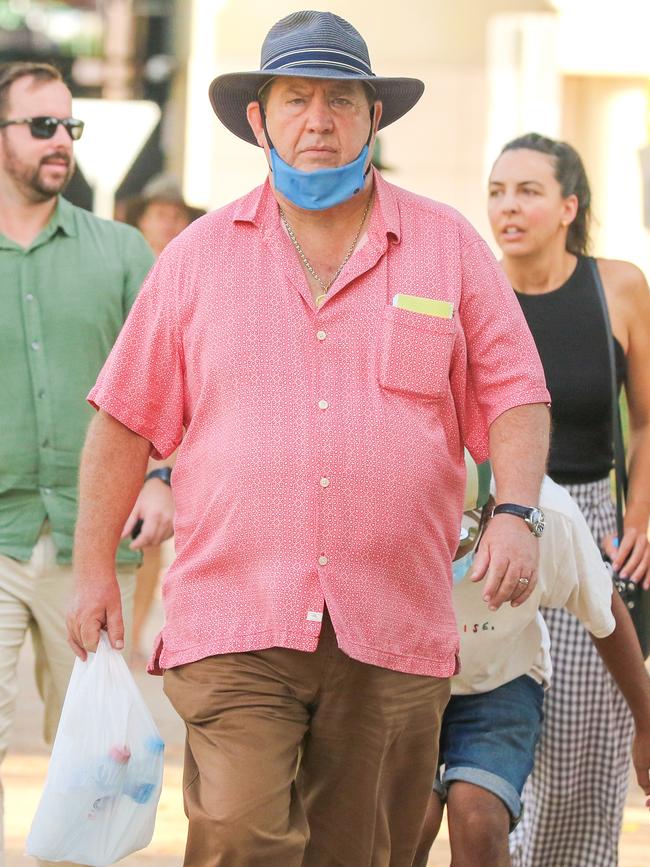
[{"xmin": 67, "ymin": 11, "xmax": 550, "ymax": 866}]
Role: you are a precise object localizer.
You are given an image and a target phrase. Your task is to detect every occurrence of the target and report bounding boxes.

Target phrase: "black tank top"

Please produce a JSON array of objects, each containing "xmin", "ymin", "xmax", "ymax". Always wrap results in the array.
[{"xmin": 515, "ymin": 256, "xmax": 626, "ymax": 484}]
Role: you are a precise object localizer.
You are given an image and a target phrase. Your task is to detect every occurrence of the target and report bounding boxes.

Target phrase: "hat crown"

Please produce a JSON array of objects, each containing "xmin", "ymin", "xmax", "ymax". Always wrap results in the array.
[
  {"xmin": 141, "ymin": 174, "xmax": 185, "ymax": 203},
  {"xmin": 208, "ymin": 10, "xmax": 425, "ymax": 147},
  {"xmin": 260, "ymin": 10, "xmax": 372, "ymax": 76}
]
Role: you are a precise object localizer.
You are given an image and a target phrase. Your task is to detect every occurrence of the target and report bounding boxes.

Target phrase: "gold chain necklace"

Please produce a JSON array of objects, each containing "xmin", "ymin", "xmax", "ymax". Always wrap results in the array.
[{"xmin": 279, "ymin": 197, "xmax": 372, "ymax": 307}]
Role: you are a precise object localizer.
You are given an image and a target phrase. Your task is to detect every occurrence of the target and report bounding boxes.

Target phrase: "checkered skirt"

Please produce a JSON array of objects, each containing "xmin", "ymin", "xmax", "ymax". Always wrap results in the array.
[{"xmin": 510, "ymin": 477, "xmax": 635, "ymax": 867}]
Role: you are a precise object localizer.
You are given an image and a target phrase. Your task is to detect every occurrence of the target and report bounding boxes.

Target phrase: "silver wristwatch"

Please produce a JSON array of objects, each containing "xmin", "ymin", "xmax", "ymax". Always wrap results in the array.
[{"xmin": 491, "ymin": 503, "xmax": 545, "ymax": 537}]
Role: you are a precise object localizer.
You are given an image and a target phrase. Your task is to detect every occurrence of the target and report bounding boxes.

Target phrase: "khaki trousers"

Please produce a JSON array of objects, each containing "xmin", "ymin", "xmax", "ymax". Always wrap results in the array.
[
  {"xmin": 164, "ymin": 610, "xmax": 451, "ymax": 867},
  {"xmin": 0, "ymin": 531, "xmax": 135, "ymax": 867}
]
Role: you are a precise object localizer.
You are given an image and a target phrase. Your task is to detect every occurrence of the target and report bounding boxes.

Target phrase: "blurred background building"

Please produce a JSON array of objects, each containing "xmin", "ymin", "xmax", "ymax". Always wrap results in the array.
[{"xmin": 2, "ymin": 0, "xmax": 650, "ymax": 271}]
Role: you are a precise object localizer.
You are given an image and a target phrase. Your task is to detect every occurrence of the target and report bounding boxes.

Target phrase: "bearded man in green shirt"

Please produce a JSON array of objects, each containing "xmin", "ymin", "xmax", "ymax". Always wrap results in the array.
[{"xmin": 0, "ymin": 61, "xmax": 174, "ymax": 866}]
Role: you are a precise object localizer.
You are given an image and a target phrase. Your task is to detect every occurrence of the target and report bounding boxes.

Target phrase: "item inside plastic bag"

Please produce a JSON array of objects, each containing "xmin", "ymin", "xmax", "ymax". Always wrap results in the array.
[{"xmin": 26, "ymin": 631, "xmax": 164, "ymax": 866}]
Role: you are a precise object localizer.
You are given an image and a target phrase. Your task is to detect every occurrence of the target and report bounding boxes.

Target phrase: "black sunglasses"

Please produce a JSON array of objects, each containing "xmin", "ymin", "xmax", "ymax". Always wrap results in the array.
[{"xmin": 0, "ymin": 116, "xmax": 84, "ymax": 140}]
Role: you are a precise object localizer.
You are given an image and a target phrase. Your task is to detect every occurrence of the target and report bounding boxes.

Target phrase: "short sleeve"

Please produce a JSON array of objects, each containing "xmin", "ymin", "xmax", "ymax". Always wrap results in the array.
[
  {"xmin": 458, "ymin": 235, "xmax": 550, "ymax": 461},
  {"xmin": 88, "ymin": 253, "xmax": 184, "ymax": 459},
  {"xmin": 542, "ymin": 499, "xmax": 615, "ymax": 638}
]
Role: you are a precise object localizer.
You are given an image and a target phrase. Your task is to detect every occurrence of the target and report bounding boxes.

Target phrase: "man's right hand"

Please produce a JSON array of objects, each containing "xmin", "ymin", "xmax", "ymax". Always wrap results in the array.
[{"xmin": 66, "ymin": 577, "xmax": 124, "ymax": 660}]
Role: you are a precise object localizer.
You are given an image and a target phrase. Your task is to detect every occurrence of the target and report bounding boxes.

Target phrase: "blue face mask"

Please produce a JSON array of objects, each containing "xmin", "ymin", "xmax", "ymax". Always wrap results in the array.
[
  {"xmin": 269, "ymin": 144, "xmax": 369, "ymax": 211},
  {"xmin": 452, "ymin": 550, "xmax": 475, "ymax": 585}
]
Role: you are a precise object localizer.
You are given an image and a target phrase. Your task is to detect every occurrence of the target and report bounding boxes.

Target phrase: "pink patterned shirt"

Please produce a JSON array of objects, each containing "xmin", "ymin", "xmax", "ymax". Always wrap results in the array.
[{"xmin": 89, "ymin": 170, "xmax": 549, "ymax": 677}]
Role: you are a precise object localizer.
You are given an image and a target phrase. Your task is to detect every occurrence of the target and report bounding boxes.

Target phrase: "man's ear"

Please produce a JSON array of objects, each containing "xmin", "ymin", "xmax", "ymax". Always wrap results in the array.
[
  {"xmin": 372, "ymin": 100, "xmax": 383, "ymax": 136},
  {"xmin": 367, "ymin": 101, "xmax": 383, "ymax": 164},
  {"xmin": 246, "ymin": 101, "xmax": 267, "ymax": 149}
]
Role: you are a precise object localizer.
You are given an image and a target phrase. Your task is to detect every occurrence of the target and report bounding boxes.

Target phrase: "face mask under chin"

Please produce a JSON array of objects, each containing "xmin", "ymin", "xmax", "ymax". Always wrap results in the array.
[{"xmin": 270, "ymin": 144, "xmax": 370, "ymax": 211}]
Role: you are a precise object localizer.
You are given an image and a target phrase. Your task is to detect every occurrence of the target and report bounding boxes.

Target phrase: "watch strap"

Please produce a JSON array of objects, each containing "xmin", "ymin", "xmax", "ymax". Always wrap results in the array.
[
  {"xmin": 492, "ymin": 503, "xmax": 531, "ymax": 521},
  {"xmin": 145, "ymin": 467, "xmax": 172, "ymax": 486}
]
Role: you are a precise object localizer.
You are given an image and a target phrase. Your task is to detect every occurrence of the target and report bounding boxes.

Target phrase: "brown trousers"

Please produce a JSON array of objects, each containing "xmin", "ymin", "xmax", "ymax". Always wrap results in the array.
[{"xmin": 163, "ymin": 611, "xmax": 450, "ymax": 867}]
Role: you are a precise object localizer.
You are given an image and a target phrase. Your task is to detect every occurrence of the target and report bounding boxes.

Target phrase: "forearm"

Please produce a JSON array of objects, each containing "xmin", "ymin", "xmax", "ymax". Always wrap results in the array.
[
  {"xmin": 625, "ymin": 420, "xmax": 650, "ymax": 531},
  {"xmin": 74, "ymin": 410, "xmax": 151, "ymax": 579},
  {"xmin": 469, "ymin": 404, "xmax": 549, "ymax": 610},
  {"xmin": 489, "ymin": 403, "xmax": 550, "ymax": 504},
  {"xmin": 591, "ymin": 591, "xmax": 650, "ymax": 725}
]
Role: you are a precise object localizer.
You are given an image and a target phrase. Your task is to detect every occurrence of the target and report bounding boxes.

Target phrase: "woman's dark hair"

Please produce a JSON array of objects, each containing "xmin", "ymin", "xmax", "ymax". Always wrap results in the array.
[{"xmin": 500, "ymin": 132, "xmax": 591, "ymax": 256}]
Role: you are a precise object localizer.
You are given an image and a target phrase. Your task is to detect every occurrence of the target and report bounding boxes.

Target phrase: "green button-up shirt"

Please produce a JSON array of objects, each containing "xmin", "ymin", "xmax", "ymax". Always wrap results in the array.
[{"xmin": 0, "ymin": 197, "xmax": 154, "ymax": 563}]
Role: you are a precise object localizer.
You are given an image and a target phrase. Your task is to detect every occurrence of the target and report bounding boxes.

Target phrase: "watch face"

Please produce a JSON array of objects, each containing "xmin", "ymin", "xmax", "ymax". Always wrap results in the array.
[{"xmin": 528, "ymin": 508, "xmax": 545, "ymax": 537}]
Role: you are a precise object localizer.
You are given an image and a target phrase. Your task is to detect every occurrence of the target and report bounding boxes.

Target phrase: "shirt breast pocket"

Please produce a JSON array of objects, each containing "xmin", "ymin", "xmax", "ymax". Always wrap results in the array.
[{"xmin": 377, "ymin": 306, "xmax": 456, "ymax": 399}]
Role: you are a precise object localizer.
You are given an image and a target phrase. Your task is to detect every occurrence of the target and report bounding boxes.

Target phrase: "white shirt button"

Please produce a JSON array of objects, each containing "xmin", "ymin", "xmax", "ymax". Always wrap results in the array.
[
  {"xmin": 318, "ymin": 555, "xmax": 329, "ymax": 566},
  {"xmin": 318, "ymin": 399, "xmax": 329, "ymax": 410},
  {"xmin": 316, "ymin": 330, "xmax": 327, "ymax": 341},
  {"xmin": 25, "ymin": 293, "xmax": 34, "ymax": 302},
  {"xmin": 31, "ymin": 341, "xmax": 40, "ymax": 350},
  {"xmin": 319, "ymin": 477, "xmax": 330, "ymax": 488}
]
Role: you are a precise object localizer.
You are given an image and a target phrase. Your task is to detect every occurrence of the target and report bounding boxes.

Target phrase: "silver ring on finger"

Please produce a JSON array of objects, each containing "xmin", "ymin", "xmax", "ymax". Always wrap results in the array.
[{"xmin": 518, "ymin": 577, "xmax": 530, "ymax": 586}]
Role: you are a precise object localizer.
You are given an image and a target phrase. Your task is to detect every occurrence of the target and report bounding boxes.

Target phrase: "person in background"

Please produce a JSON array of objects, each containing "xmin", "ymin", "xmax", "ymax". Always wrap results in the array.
[
  {"xmin": 124, "ymin": 174, "xmax": 205, "ymax": 258},
  {"xmin": 487, "ymin": 132, "xmax": 650, "ymax": 866},
  {"xmin": 123, "ymin": 175, "xmax": 205, "ymax": 665},
  {"xmin": 67, "ymin": 12, "xmax": 550, "ymax": 865},
  {"xmin": 0, "ymin": 61, "xmax": 174, "ymax": 867},
  {"xmin": 413, "ymin": 460, "xmax": 650, "ymax": 867}
]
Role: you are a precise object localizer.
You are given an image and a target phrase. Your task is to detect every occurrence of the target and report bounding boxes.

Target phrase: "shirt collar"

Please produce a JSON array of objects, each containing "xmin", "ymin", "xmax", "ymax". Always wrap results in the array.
[
  {"xmin": 232, "ymin": 182, "xmax": 269, "ymax": 226},
  {"xmin": 370, "ymin": 168, "xmax": 401, "ymax": 244},
  {"xmin": 0, "ymin": 195, "xmax": 77, "ymax": 250},
  {"xmin": 28, "ymin": 196, "xmax": 77, "ymax": 251},
  {"xmin": 50, "ymin": 196, "xmax": 78, "ymax": 238},
  {"xmin": 232, "ymin": 167, "xmax": 402, "ymax": 244}
]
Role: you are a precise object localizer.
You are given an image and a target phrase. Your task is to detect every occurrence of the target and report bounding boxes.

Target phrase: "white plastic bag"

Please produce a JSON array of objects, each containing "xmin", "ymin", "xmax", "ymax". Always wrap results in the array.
[{"xmin": 26, "ymin": 631, "xmax": 164, "ymax": 866}]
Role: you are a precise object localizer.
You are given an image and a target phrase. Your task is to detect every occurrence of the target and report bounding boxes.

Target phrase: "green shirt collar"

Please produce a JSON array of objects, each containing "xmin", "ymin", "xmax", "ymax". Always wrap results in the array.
[
  {"xmin": 0, "ymin": 196, "xmax": 77, "ymax": 251},
  {"xmin": 36, "ymin": 196, "xmax": 78, "ymax": 247},
  {"xmin": 52, "ymin": 196, "xmax": 78, "ymax": 238}
]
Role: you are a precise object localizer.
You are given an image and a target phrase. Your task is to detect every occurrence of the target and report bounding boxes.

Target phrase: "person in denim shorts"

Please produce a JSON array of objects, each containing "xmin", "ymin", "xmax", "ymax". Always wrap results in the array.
[{"xmin": 414, "ymin": 468, "xmax": 650, "ymax": 867}]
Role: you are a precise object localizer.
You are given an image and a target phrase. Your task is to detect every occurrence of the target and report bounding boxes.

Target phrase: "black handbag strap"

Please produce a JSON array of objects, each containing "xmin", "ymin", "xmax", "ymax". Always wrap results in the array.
[{"xmin": 588, "ymin": 257, "xmax": 627, "ymax": 542}]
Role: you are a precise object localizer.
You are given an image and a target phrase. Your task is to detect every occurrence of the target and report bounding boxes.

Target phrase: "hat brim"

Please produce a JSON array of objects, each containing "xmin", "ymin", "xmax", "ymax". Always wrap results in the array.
[{"xmin": 209, "ymin": 68, "xmax": 424, "ymax": 146}]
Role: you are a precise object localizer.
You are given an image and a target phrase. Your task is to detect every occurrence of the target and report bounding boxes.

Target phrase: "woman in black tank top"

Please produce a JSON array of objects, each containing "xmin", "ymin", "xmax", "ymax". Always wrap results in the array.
[
  {"xmin": 488, "ymin": 134, "xmax": 650, "ymax": 866},
  {"xmin": 515, "ymin": 255, "xmax": 627, "ymax": 484}
]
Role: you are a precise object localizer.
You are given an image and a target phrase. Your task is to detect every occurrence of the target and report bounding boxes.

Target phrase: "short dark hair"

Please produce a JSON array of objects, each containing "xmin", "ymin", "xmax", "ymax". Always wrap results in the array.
[
  {"xmin": 499, "ymin": 132, "xmax": 592, "ymax": 256},
  {"xmin": 0, "ymin": 61, "xmax": 63, "ymax": 120}
]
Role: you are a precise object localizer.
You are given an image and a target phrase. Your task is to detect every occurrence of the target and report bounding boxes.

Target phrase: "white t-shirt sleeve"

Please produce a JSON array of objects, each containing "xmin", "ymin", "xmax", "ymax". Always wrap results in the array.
[{"xmin": 542, "ymin": 484, "xmax": 614, "ymax": 638}]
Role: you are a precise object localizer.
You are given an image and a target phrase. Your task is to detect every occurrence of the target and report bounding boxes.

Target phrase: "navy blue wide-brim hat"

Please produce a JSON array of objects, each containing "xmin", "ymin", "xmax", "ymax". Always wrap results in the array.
[{"xmin": 209, "ymin": 10, "xmax": 425, "ymax": 147}]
